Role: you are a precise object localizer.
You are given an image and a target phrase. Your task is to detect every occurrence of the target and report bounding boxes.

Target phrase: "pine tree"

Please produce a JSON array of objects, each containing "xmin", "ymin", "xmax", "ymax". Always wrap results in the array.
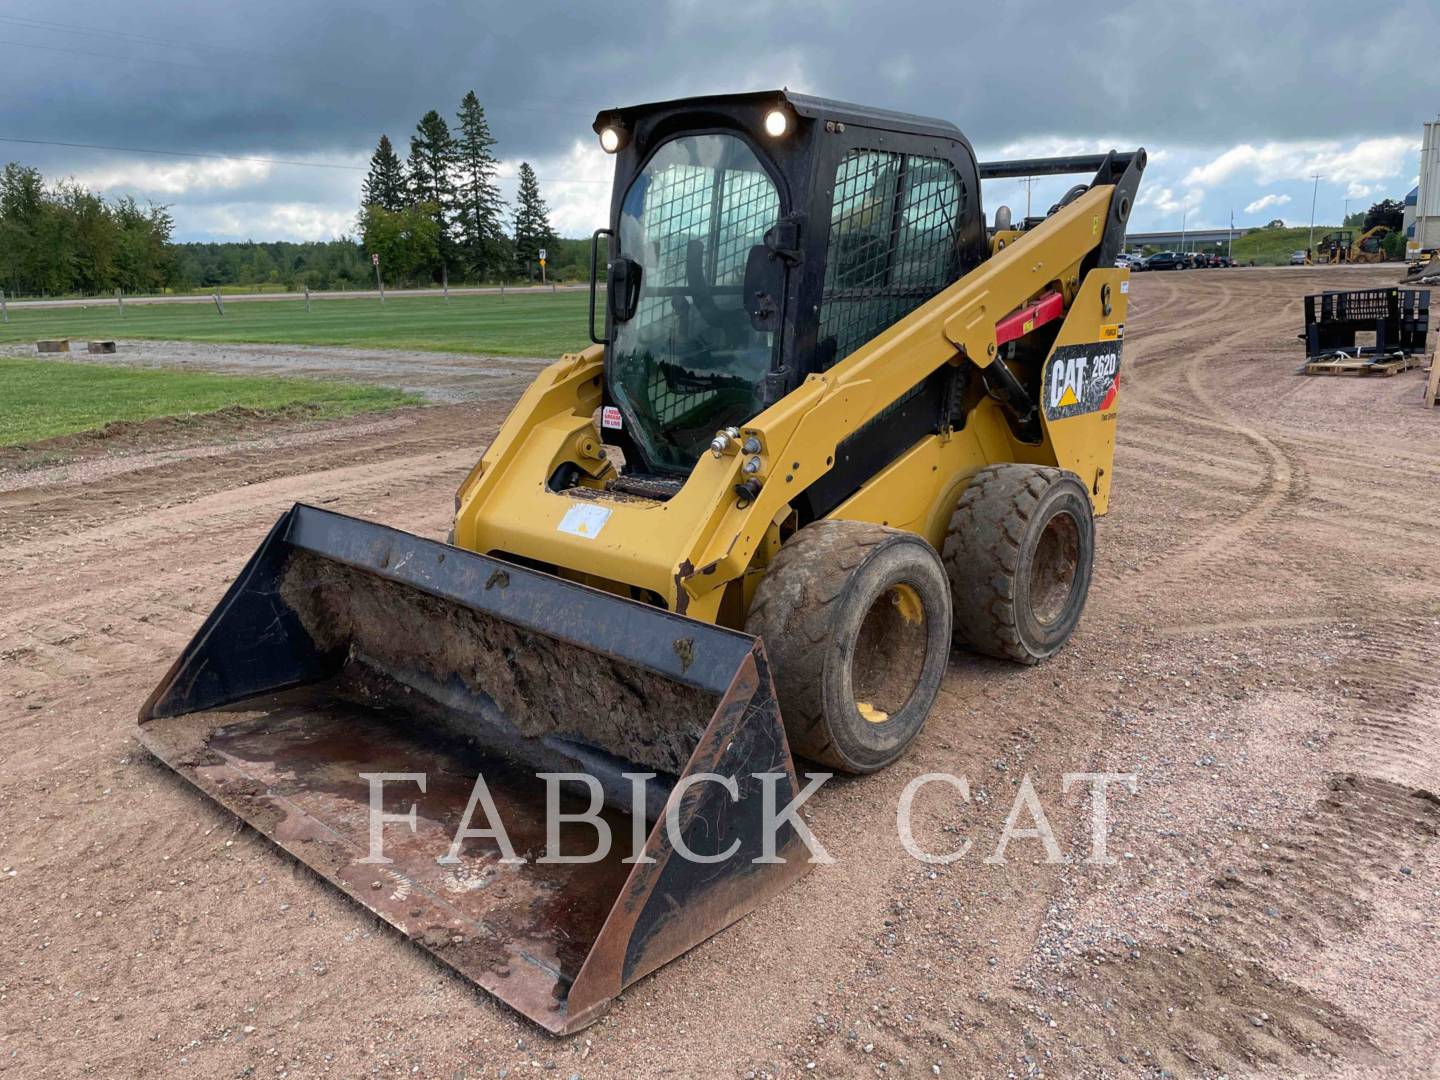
[
  {"xmin": 454, "ymin": 91, "xmax": 508, "ymax": 279},
  {"xmin": 360, "ymin": 135, "xmax": 407, "ymax": 213},
  {"xmin": 407, "ymin": 111, "xmax": 459, "ymax": 277},
  {"xmin": 512, "ymin": 162, "xmax": 558, "ymax": 279}
]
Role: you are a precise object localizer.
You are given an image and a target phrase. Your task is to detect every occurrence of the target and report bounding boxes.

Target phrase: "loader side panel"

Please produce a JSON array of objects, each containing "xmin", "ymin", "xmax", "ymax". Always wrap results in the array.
[{"xmin": 1036, "ymin": 269, "xmax": 1128, "ymax": 514}]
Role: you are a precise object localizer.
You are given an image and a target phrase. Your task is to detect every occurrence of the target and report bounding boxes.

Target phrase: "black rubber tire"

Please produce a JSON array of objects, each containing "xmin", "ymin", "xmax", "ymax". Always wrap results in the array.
[
  {"xmin": 745, "ymin": 520, "xmax": 952, "ymax": 774},
  {"xmin": 943, "ymin": 464, "xmax": 1095, "ymax": 665}
]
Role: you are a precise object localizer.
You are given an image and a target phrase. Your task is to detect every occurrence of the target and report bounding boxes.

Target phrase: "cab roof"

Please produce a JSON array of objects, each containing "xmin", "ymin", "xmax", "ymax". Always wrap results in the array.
[{"xmin": 592, "ymin": 89, "xmax": 967, "ymax": 143}]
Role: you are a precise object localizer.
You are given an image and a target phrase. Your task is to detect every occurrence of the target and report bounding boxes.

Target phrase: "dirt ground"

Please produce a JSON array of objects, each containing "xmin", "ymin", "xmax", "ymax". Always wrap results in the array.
[{"xmin": 2, "ymin": 265, "xmax": 1438, "ymax": 1079}]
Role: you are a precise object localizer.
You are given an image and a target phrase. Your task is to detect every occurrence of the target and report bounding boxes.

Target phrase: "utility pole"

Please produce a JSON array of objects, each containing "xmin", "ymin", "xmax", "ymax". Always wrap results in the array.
[
  {"xmin": 1309, "ymin": 174, "xmax": 1323, "ymax": 256},
  {"xmin": 1019, "ymin": 177, "xmax": 1035, "ymax": 219},
  {"xmin": 372, "ymin": 253, "xmax": 385, "ymax": 305},
  {"xmin": 1180, "ymin": 207, "xmax": 1188, "ymax": 252},
  {"xmin": 1228, "ymin": 210, "xmax": 1234, "ymax": 261}
]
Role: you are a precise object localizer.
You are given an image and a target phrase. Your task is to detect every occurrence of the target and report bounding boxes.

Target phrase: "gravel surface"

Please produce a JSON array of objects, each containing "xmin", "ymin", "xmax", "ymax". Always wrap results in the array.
[{"xmin": 1, "ymin": 264, "xmax": 1437, "ymax": 1079}]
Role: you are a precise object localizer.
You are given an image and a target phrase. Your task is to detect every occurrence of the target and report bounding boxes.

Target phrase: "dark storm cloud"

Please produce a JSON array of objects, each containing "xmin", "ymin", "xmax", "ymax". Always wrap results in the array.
[{"xmin": 4, "ymin": 0, "xmax": 1435, "ymax": 171}]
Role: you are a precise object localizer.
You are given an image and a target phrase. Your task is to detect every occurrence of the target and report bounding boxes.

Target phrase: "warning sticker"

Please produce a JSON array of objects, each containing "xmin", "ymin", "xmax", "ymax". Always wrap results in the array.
[
  {"xmin": 1044, "ymin": 342, "xmax": 1121, "ymax": 421},
  {"xmin": 1099, "ymin": 323, "xmax": 1124, "ymax": 341},
  {"xmin": 557, "ymin": 503, "xmax": 612, "ymax": 539},
  {"xmin": 600, "ymin": 405, "xmax": 623, "ymax": 430}
]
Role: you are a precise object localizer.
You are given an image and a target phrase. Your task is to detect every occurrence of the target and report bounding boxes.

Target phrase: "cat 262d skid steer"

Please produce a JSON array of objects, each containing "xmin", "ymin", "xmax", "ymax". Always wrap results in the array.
[{"xmin": 140, "ymin": 91, "xmax": 1144, "ymax": 1033}]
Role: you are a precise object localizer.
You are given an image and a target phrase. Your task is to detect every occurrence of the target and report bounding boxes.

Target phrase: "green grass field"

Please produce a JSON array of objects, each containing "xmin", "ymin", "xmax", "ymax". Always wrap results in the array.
[
  {"xmin": 1229, "ymin": 226, "xmax": 1340, "ymax": 266},
  {"xmin": 0, "ymin": 290, "xmax": 592, "ymax": 357},
  {"xmin": 1137, "ymin": 226, "xmax": 1363, "ymax": 266},
  {"xmin": 0, "ymin": 357, "xmax": 416, "ymax": 446}
]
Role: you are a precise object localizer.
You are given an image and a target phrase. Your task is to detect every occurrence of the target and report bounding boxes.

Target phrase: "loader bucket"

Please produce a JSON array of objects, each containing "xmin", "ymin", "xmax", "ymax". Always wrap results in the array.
[{"xmin": 139, "ymin": 504, "xmax": 814, "ymax": 1034}]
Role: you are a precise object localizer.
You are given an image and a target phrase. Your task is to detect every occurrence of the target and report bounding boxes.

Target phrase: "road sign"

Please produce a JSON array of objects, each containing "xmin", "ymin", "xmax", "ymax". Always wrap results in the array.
[
  {"xmin": 538, "ymin": 248, "xmax": 547, "ymax": 262},
  {"xmin": 371, "ymin": 253, "xmax": 380, "ymax": 266}
]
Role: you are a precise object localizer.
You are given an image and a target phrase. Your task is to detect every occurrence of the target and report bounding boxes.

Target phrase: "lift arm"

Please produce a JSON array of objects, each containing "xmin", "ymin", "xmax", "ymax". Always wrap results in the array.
[{"xmin": 684, "ymin": 150, "xmax": 1145, "ymax": 591}]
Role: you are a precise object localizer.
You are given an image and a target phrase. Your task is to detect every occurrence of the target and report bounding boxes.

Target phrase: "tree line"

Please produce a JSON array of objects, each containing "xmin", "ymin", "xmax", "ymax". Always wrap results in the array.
[
  {"xmin": 0, "ymin": 151, "xmax": 586, "ymax": 298},
  {"xmin": 359, "ymin": 91, "xmax": 560, "ymax": 286},
  {"xmin": 0, "ymin": 91, "xmax": 574, "ymax": 298},
  {"xmin": 171, "ymin": 240, "xmax": 373, "ymax": 292},
  {"xmin": 0, "ymin": 163, "xmax": 175, "ymax": 298},
  {"xmin": 168, "ymin": 235, "xmax": 593, "ymax": 292}
]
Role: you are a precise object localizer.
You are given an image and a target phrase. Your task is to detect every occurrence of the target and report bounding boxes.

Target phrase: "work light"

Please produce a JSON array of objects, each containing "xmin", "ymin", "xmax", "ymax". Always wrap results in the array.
[
  {"xmin": 763, "ymin": 108, "xmax": 790, "ymax": 138},
  {"xmin": 599, "ymin": 124, "xmax": 625, "ymax": 153}
]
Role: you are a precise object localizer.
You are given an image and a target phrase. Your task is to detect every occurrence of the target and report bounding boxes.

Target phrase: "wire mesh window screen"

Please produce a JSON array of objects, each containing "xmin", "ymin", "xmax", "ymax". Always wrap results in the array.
[
  {"xmin": 611, "ymin": 133, "xmax": 781, "ymax": 470},
  {"xmin": 818, "ymin": 150, "xmax": 964, "ymax": 367},
  {"xmin": 632, "ymin": 164, "xmax": 716, "ymax": 339},
  {"xmin": 715, "ymin": 169, "xmax": 779, "ymax": 285},
  {"xmin": 628, "ymin": 165, "xmax": 779, "ymax": 428}
]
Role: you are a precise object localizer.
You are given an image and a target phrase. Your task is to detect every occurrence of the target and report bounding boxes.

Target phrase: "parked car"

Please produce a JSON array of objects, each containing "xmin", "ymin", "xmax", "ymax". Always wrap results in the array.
[
  {"xmin": 1144, "ymin": 251, "xmax": 1188, "ymax": 271},
  {"xmin": 1114, "ymin": 252, "xmax": 1145, "ymax": 270},
  {"xmin": 1289, "ymin": 250, "xmax": 1309, "ymax": 266},
  {"xmin": 1186, "ymin": 252, "xmax": 1206, "ymax": 269}
]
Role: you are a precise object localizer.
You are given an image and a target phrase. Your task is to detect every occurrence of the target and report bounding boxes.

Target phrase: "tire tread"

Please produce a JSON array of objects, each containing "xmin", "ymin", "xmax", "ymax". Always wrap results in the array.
[
  {"xmin": 943, "ymin": 464, "xmax": 1088, "ymax": 665},
  {"xmin": 747, "ymin": 520, "xmax": 913, "ymax": 770}
]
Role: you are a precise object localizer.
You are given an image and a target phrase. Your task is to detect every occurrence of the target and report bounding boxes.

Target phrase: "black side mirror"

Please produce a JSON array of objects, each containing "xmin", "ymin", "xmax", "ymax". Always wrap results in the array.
[
  {"xmin": 607, "ymin": 255, "xmax": 642, "ymax": 324},
  {"xmin": 742, "ymin": 215, "xmax": 803, "ymax": 332},
  {"xmin": 743, "ymin": 245, "xmax": 785, "ymax": 332}
]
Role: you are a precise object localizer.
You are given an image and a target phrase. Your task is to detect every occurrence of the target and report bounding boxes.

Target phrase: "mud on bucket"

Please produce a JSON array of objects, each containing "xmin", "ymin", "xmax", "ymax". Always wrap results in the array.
[{"xmin": 139, "ymin": 504, "xmax": 815, "ymax": 1033}]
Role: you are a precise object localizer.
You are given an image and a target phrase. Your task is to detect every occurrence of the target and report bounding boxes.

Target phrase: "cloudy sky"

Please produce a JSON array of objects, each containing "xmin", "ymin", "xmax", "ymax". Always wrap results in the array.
[{"xmin": 3, "ymin": 1, "xmax": 1436, "ymax": 242}]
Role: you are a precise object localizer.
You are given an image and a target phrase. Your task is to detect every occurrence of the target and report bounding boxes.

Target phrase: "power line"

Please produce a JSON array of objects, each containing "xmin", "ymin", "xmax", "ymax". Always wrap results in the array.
[
  {"xmin": 0, "ymin": 13, "xmax": 276, "ymax": 61},
  {"xmin": 0, "ymin": 19, "xmax": 597, "ymax": 116},
  {"xmin": 0, "ymin": 36, "xmax": 595, "ymax": 121},
  {"xmin": 0, "ymin": 36, "xmax": 214, "ymax": 70},
  {"xmin": 0, "ymin": 136, "xmax": 366, "ymax": 171},
  {"xmin": 0, "ymin": 13, "xmax": 599, "ymax": 115},
  {"xmin": 0, "ymin": 134, "xmax": 612, "ymax": 184},
  {"xmin": 503, "ymin": 172, "xmax": 608, "ymax": 186}
]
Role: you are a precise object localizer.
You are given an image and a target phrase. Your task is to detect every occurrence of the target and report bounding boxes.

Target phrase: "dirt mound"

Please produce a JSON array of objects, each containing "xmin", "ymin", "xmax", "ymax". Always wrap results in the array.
[{"xmin": 281, "ymin": 552, "xmax": 714, "ymax": 775}]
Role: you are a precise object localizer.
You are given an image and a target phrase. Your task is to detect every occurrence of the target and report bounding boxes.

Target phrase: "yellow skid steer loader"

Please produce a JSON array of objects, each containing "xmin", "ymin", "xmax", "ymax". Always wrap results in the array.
[{"xmin": 140, "ymin": 91, "xmax": 1144, "ymax": 1033}]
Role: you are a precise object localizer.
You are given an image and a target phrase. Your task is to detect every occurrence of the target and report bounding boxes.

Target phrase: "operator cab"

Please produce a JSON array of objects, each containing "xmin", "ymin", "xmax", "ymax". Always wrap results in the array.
[{"xmin": 589, "ymin": 91, "xmax": 987, "ymax": 479}]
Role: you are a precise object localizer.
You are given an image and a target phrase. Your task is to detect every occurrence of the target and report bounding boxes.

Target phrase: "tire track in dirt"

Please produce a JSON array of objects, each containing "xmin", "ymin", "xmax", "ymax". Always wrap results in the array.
[
  {"xmin": 1186, "ymin": 773, "xmax": 1440, "ymax": 964},
  {"xmin": 1062, "ymin": 268, "xmax": 1439, "ymax": 1075},
  {"xmin": 1326, "ymin": 618, "xmax": 1440, "ymax": 791},
  {"xmin": 787, "ymin": 772, "xmax": 1387, "ymax": 1079},
  {"xmin": 1101, "ymin": 275, "xmax": 1306, "ymax": 594},
  {"xmin": 0, "ymin": 445, "xmax": 471, "ymax": 581},
  {"xmin": 3, "ymin": 266, "xmax": 1438, "ymax": 1079},
  {"xmin": 0, "ymin": 414, "xmax": 422, "ymax": 495},
  {"xmin": 0, "ymin": 402, "xmax": 505, "ymax": 550}
]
